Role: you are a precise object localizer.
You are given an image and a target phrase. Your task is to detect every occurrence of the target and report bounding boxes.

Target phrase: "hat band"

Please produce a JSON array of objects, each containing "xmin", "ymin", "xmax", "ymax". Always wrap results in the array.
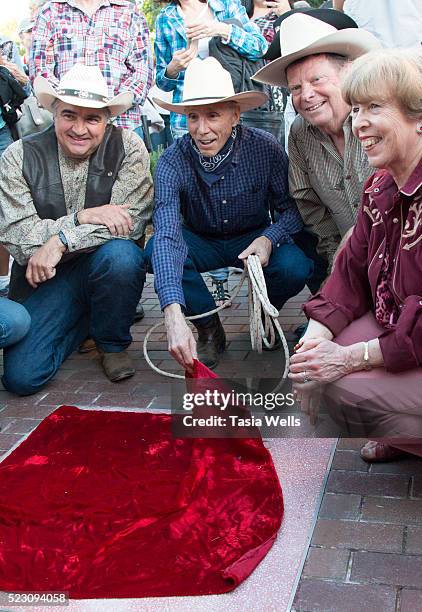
[
  {"xmin": 181, "ymin": 95, "xmax": 228, "ymax": 103},
  {"xmin": 56, "ymin": 88, "xmax": 109, "ymax": 104}
]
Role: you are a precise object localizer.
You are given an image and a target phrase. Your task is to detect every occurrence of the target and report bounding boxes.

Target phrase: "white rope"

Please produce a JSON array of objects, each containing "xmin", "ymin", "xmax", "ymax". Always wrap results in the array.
[{"xmin": 143, "ymin": 255, "xmax": 290, "ymax": 382}]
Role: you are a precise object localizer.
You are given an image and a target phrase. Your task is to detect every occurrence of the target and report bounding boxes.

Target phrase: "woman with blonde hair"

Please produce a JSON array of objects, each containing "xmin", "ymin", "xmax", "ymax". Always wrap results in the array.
[{"xmin": 289, "ymin": 48, "xmax": 422, "ymax": 462}]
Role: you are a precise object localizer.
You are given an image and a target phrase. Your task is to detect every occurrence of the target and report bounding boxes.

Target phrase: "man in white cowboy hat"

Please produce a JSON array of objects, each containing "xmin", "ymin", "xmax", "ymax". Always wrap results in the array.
[
  {"xmin": 0, "ymin": 64, "xmax": 153, "ymax": 395},
  {"xmin": 253, "ymin": 12, "xmax": 381, "ymax": 270},
  {"xmin": 149, "ymin": 57, "xmax": 312, "ymax": 371}
]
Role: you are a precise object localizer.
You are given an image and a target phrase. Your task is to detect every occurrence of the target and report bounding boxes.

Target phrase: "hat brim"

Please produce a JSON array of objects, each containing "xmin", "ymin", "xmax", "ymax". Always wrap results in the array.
[
  {"xmin": 153, "ymin": 91, "xmax": 268, "ymax": 115},
  {"xmin": 34, "ymin": 76, "xmax": 133, "ymax": 118},
  {"xmin": 254, "ymin": 28, "xmax": 381, "ymax": 87}
]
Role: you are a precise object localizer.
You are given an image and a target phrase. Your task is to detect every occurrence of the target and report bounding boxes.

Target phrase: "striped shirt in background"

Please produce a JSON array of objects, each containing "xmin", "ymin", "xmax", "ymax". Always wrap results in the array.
[
  {"xmin": 29, "ymin": 0, "xmax": 153, "ymax": 130},
  {"xmin": 288, "ymin": 114, "xmax": 373, "ymax": 265}
]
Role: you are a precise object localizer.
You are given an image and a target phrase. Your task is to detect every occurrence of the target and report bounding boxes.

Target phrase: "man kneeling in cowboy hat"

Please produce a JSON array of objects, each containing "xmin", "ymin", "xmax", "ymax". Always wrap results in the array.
[
  {"xmin": 149, "ymin": 57, "xmax": 312, "ymax": 371},
  {"xmin": 0, "ymin": 64, "xmax": 153, "ymax": 395},
  {"xmin": 253, "ymin": 10, "xmax": 381, "ymax": 274}
]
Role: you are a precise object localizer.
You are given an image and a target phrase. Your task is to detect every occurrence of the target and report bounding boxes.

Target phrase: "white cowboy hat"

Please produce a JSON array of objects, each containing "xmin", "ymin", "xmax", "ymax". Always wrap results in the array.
[
  {"xmin": 34, "ymin": 64, "xmax": 133, "ymax": 117},
  {"xmin": 153, "ymin": 57, "xmax": 268, "ymax": 114},
  {"xmin": 253, "ymin": 13, "xmax": 381, "ymax": 88}
]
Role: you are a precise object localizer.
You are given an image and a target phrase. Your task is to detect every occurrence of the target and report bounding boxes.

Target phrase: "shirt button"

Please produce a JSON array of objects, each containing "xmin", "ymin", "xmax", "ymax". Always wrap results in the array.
[
  {"xmin": 276, "ymin": 243, "xmax": 280, "ymax": 247},
  {"xmin": 222, "ymin": 200, "xmax": 227, "ymax": 204},
  {"xmin": 221, "ymin": 176, "xmax": 225, "ymax": 180},
  {"xmin": 107, "ymin": 171, "xmax": 113, "ymax": 177},
  {"xmin": 420, "ymin": 301, "xmax": 422, "ymax": 306},
  {"xmin": 378, "ymin": 254, "xmax": 383, "ymax": 259},
  {"xmin": 223, "ymin": 219, "xmax": 228, "ymax": 223},
  {"xmin": 393, "ymin": 218, "xmax": 399, "ymax": 223}
]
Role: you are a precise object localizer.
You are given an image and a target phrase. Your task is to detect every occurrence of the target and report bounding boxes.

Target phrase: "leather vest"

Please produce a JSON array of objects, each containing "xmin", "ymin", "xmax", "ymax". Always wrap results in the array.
[{"xmin": 9, "ymin": 124, "xmax": 125, "ymax": 302}]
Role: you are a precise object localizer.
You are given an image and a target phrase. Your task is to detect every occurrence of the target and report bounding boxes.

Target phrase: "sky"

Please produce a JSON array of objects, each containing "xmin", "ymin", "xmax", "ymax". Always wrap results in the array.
[{"xmin": 1, "ymin": 0, "xmax": 30, "ymax": 23}]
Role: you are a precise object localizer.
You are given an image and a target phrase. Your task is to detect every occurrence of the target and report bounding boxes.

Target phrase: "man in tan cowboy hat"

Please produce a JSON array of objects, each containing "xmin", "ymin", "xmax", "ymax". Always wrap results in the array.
[
  {"xmin": 0, "ymin": 64, "xmax": 153, "ymax": 394},
  {"xmin": 253, "ymin": 11, "xmax": 381, "ymax": 272},
  {"xmin": 149, "ymin": 57, "xmax": 312, "ymax": 371}
]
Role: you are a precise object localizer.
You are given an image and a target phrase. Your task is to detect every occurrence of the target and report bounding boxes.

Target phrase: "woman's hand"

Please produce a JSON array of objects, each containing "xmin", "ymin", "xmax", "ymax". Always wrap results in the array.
[
  {"xmin": 166, "ymin": 47, "xmax": 198, "ymax": 79},
  {"xmin": 185, "ymin": 21, "xmax": 231, "ymax": 42},
  {"xmin": 289, "ymin": 338, "xmax": 354, "ymax": 385}
]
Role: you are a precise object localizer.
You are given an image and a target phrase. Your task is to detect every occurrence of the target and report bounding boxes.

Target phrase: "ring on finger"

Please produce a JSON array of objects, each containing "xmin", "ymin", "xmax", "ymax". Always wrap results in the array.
[{"xmin": 302, "ymin": 370, "xmax": 311, "ymax": 383}]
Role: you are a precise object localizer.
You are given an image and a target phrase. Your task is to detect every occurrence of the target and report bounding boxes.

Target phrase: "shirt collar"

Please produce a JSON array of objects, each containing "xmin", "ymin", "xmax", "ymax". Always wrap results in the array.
[
  {"xmin": 306, "ymin": 112, "xmax": 353, "ymax": 138},
  {"xmin": 401, "ymin": 158, "xmax": 422, "ymax": 196},
  {"xmin": 365, "ymin": 158, "xmax": 422, "ymax": 197}
]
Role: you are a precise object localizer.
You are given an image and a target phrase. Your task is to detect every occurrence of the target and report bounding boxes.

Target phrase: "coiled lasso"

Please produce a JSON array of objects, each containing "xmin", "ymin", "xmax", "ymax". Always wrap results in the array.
[{"xmin": 143, "ymin": 255, "xmax": 290, "ymax": 382}]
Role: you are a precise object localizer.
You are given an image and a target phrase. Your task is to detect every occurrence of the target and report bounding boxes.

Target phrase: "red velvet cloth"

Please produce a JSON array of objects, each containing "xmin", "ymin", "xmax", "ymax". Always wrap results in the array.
[{"xmin": 0, "ymin": 365, "xmax": 283, "ymax": 598}]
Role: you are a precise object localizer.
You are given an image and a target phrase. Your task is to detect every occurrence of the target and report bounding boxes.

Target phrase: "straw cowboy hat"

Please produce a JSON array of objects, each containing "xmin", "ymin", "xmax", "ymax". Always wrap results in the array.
[
  {"xmin": 34, "ymin": 64, "xmax": 133, "ymax": 117},
  {"xmin": 253, "ymin": 13, "xmax": 381, "ymax": 88},
  {"xmin": 153, "ymin": 57, "xmax": 268, "ymax": 114}
]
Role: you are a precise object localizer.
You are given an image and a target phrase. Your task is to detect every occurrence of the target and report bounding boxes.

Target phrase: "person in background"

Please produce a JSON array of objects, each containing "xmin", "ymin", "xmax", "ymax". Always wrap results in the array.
[
  {"xmin": 243, "ymin": 0, "xmax": 291, "ymax": 114},
  {"xmin": 0, "ymin": 35, "xmax": 31, "ymax": 298},
  {"xmin": 0, "ymin": 65, "xmax": 153, "ymax": 393},
  {"xmin": 18, "ymin": 19, "xmax": 34, "ymax": 75},
  {"xmin": 150, "ymin": 58, "xmax": 311, "ymax": 371},
  {"xmin": 333, "ymin": 0, "xmax": 422, "ymax": 49},
  {"xmin": 30, "ymin": 0, "xmax": 153, "ymax": 134},
  {"xmin": 253, "ymin": 12, "xmax": 380, "ymax": 283},
  {"xmin": 289, "ymin": 48, "xmax": 422, "ymax": 462}
]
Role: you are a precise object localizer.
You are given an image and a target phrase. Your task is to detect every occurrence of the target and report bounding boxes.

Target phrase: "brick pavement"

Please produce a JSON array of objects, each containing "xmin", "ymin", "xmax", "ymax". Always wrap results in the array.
[{"xmin": 293, "ymin": 438, "xmax": 422, "ymax": 612}]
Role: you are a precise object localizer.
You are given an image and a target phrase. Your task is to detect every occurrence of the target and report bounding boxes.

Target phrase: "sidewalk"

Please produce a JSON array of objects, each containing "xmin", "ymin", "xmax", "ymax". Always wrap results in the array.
[{"xmin": 0, "ymin": 275, "xmax": 421, "ymax": 611}]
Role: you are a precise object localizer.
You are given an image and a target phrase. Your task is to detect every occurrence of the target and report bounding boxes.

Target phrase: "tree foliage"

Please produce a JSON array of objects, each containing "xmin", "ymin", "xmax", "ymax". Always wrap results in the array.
[{"xmin": 139, "ymin": 0, "xmax": 162, "ymax": 32}]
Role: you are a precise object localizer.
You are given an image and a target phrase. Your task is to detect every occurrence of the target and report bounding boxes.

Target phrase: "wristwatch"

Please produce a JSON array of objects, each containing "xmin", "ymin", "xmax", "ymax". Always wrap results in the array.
[
  {"xmin": 58, "ymin": 230, "xmax": 68, "ymax": 251},
  {"xmin": 362, "ymin": 341, "xmax": 371, "ymax": 371}
]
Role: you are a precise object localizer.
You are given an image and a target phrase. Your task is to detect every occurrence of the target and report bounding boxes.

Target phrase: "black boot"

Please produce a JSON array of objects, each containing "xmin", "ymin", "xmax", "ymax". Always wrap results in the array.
[{"xmin": 195, "ymin": 315, "xmax": 226, "ymax": 369}]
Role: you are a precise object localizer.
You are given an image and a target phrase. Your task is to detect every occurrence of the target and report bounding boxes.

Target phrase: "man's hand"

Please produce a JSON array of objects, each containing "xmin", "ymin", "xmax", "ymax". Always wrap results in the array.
[
  {"xmin": 164, "ymin": 304, "xmax": 197, "ymax": 371},
  {"xmin": 238, "ymin": 236, "xmax": 273, "ymax": 267},
  {"xmin": 77, "ymin": 204, "xmax": 133, "ymax": 236},
  {"xmin": 26, "ymin": 235, "xmax": 66, "ymax": 288},
  {"xmin": 185, "ymin": 21, "xmax": 231, "ymax": 42},
  {"xmin": 0, "ymin": 57, "xmax": 29, "ymax": 86},
  {"xmin": 265, "ymin": 0, "xmax": 292, "ymax": 17},
  {"xmin": 166, "ymin": 47, "xmax": 198, "ymax": 79}
]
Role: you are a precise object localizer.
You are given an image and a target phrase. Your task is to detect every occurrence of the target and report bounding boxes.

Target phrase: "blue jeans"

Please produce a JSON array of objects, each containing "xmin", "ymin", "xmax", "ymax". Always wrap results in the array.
[
  {"xmin": 0, "ymin": 125, "xmax": 13, "ymax": 156},
  {"xmin": 145, "ymin": 227, "xmax": 313, "ymax": 325},
  {"xmin": 3, "ymin": 240, "xmax": 146, "ymax": 396},
  {"xmin": 0, "ymin": 297, "xmax": 30, "ymax": 348}
]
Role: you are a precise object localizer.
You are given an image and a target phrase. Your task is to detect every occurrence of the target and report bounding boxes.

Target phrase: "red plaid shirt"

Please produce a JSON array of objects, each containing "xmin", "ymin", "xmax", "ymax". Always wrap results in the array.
[{"xmin": 29, "ymin": 0, "xmax": 153, "ymax": 130}]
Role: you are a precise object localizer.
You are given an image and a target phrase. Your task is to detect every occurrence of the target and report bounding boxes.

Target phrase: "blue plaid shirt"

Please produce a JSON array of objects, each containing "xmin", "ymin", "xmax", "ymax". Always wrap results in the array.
[
  {"xmin": 152, "ymin": 126, "xmax": 303, "ymax": 310},
  {"xmin": 154, "ymin": 0, "xmax": 268, "ymax": 131}
]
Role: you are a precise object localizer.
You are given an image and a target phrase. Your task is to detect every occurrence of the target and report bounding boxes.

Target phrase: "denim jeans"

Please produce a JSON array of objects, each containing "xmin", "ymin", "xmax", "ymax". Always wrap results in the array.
[
  {"xmin": 145, "ymin": 227, "xmax": 313, "ymax": 325},
  {"xmin": 0, "ymin": 125, "xmax": 13, "ymax": 156},
  {"xmin": 0, "ymin": 297, "xmax": 30, "ymax": 349},
  {"xmin": 3, "ymin": 240, "xmax": 146, "ymax": 395}
]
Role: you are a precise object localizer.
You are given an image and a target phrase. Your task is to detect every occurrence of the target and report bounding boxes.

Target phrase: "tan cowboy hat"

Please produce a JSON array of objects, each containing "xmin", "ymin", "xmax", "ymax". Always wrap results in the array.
[
  {"xmin": 153, "ymin": 57, "xmax": 268, "ymax": 114},
  {"xmin": 253, "ymin": 13, "xmax": 381, "ymax": 88},
  {"xmin": 34, "ymin": 64, "xmax": 133, "ymax": 117}
]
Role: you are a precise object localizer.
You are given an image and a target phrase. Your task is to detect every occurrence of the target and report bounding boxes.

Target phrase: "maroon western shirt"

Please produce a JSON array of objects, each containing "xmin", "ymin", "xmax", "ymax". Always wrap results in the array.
[{"xmin": 304, "ymin": 158, "xmax": 422, "ymax": 373}]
